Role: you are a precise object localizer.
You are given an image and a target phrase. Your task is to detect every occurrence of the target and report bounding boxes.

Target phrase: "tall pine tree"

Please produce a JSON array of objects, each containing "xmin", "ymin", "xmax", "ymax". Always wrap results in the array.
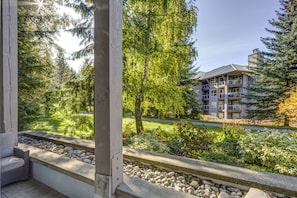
[
  {"xmin": 244, "ymin": 0, "xmax": 297, "ymax": 126},
  {"xmin": 18, "ymin": 1, "xmax": 70, "ymax": 129}
]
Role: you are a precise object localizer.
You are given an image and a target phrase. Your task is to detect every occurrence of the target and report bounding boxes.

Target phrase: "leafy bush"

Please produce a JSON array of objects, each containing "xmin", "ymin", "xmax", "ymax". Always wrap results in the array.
[
  {"xmin": 175, "ymin": 120, "xmax": 215, "ymax": 158},
  {"xmin": 165, "ymin": 129, "xmax": 182, "ymax": 155},
  {"xmin": 222, "ymin": 122, "xmax": 246, "ymax": 156},
  {"xmin": 129, "ymin": 133, "xmax": 169, "ymax": 153},
  {"xmin": 123, "ymin": 121, "xmax": 136, "ymax": 138},
  {"xmin": 239, "ymin": 129, "xmax": 297, "ymax": 176},
  {"xmin": 64, "ymin": 115, "xmax": 94, "ymax": 139}
]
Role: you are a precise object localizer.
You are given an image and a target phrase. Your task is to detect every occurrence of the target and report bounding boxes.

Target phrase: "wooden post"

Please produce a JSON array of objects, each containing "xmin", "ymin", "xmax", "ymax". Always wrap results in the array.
[
  {"xmin": 0, "ymin": 0, "xmax": 18, "ymax": 144},
  {"xmin": 93, "ymin": 0, "xmax": 123, "ymax": 197}
]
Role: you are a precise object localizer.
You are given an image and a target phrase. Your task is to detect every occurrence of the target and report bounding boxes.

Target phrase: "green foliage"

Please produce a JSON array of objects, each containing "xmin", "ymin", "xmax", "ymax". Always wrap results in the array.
[
  {"xmin": 123, "ymin": 0, "xmax": 198, "ymax": 133},
  {"xmin": 129, "ymin": 133, "xmax": 169, "ymax": 153},
  {"xmin": 123, "ymin": 121, "xmax": 137, "ymax": 138},
  {"xmin": 65, "ymin": 0, "xmax": 200, "ymax": 134},
  {"xmin": 63, "ymin": 115, "xmax": 94, "ymax": 139},
  {"xmin": 244, "ymin": 0, "xmax": 297, "ymax": 124},
  {"xmin": 222, "ymin": 122, "xmax": 246, "ymax": 156},
  {"xmin": 239, "ymin": 129, "xmax": 297, "ymax": 176},
  {"xmin": 175, "ymin": 120, "xmax": 215, "ymax": 158},
  {"xmin": 18, "ymin": 1, "xmax": 71, "ymax": 130},
  {"xmin": 166, "ymin": 130, "xmax": 182, "ymax": 156}
]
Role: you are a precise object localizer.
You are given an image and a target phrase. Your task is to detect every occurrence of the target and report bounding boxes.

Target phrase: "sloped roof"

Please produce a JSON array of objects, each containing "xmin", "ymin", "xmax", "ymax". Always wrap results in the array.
[
  {"xmin": 193, "ymin": 71, "xmax": 206, "ymax": 80},
  {"xmin": 200, "ymin": 64, "xmax": 249, "ymax": 80}
]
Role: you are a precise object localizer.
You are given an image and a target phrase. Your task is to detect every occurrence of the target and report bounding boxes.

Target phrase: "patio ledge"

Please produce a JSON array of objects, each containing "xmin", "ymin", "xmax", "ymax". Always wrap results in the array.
[{"xmin": 18, "ymin": 143, "xmax": 196, "ymax": 198}]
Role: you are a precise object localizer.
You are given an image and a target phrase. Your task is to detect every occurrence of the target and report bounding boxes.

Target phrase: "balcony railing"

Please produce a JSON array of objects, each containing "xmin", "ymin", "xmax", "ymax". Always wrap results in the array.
[
  {"xmin": 228, "ymin": 79, "xmax": 242, "ymax": 86},
  {"xmin": 227, "ymin": 92, "xmax": 241, "ymax": 99},
  {"xmin": 218, "ymin": 105, "xmax": 224, "ymax": 111},
  {"xmin": 202, "ymin": 84, "xmax": 209, "ymax": 90},
  {"xmin": 209, "ymin": 83, "xmax": 218, "ymax": 87},
  {"xmin": 218, "ymin": 81, "xmax": 225, "ymax": 86},
  {"xmin": 219, "ymin": 94, "xmax": 225, "ymax": 99},
  {"xmin": 202, "ymin": 95, "xmax": 209, "ymax": 100},
  {"xmin": 201, "ymin": 105, "xmax": 209, "ymax": 111},
  {"xmin": 228, "ymin": 105, "xmax": 241, "ymax": 111}
]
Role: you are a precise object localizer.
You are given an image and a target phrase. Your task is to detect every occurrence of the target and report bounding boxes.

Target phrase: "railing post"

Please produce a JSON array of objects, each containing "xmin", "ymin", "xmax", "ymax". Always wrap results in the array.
[
  {"xmin": 93, "ymin": 0, "xmax": 123, "ymax": 197},
  {"xmin": 0, "ymin": 0, "xmax": 18, "ymax": 144}
]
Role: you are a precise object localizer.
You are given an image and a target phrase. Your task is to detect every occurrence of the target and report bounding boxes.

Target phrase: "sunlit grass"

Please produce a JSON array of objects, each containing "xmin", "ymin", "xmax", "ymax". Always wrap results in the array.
[{"xmin": 123, "ymin": 117, "xmax": 175, "ymax": 133}]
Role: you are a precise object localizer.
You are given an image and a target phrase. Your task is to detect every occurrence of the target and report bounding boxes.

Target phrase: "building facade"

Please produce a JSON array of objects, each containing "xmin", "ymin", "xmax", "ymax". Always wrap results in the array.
[{"xmin": 196, "ymin": 50, "xmax": 258, "ymax": 119}]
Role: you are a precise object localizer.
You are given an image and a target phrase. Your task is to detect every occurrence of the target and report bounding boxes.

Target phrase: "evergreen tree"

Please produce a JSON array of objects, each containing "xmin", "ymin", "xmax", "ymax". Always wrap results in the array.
[
  {"xmin": 49, "ymin": 47, "xmax": 77, "ymax": 115},
  {"xmin": 18, "ymin": 1, "xmax": 70, "ymax": 129},
  {"xmin": 244, "ymin": 0, "xmax": 297, "ymax": 126},
  {"xmin": 180, "ymin": 67, "xmax": 202, "ymax": 119}
]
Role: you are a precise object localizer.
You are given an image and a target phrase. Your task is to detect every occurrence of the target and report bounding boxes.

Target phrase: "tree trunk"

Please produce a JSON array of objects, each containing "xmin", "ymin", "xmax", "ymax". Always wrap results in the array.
[
  {"xmin": 284, "ymin": 115, "xmax": 290, "ymax": 127},
  {"xmin": 134, "ymin": 6, "xmax": 152, "ymax": 135},
  {"xmin": 135, "ymin": 95, "xmax": 144, "ymax": 134}
]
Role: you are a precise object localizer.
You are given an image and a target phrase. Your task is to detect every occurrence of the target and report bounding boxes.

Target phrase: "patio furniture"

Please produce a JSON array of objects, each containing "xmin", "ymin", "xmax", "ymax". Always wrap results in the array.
[{"xmin": 1, "ymin": 133, "xmax": 29, "ymax": 186}]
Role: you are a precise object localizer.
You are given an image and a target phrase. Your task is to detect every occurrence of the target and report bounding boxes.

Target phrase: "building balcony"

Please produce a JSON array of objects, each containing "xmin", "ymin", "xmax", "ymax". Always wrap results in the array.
[
  {"xmin": 227, "ymin": 92, "xmax": 242, "ymax": 100},
  {"xmin": 219, "ymin": 94, "xmax": 225, "ymax": 100},
  {"xmin": 218, "ymin": 105, "xmax": 224, "ymax": 111},
  {"xmin": 202, "ymin": 105, "xmax": 209, "ymax": 111},
  {"xmin": 228, "ymin": 105, "xmax": 242, "ymax": 112},
  {"xmin": 202, "ymin": 84, "xmax": 209, "ymax": 90},
  {"xmin": 218, "ymin": 81, "xmax": 225, "ymax": 87},
  {"xmin": 209, "ymin": 83, "xmax": 218, "ymax": 87},
  {"xmin": 202, "ymin": 95, "xmax": 210, "ymax": 100},
  {"xmin": 228, "ymin": 79, "xmax": 242, "ymax": 87}
]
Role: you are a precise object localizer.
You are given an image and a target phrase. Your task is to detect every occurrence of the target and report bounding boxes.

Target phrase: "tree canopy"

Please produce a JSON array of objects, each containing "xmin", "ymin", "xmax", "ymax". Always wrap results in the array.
[{"xmin": 123, "ymin": 0, "xmax": 198, "ymax": 133}]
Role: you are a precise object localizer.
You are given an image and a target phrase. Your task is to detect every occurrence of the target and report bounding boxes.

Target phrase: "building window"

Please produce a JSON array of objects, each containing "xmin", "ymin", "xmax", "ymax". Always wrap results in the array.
[
  {"xmin": 211, "ymin": 90, "xmax": 217, "ymax": 96},
  {"xmin": 209, "ymin": 79, "xmax": 217, "ymax": 86}
]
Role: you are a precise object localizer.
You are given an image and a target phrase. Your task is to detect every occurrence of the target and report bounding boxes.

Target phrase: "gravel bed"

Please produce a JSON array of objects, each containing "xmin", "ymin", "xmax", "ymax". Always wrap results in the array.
[{"xmin": 19, "ymin": 135, "xmax": 290, "ymax": 198}]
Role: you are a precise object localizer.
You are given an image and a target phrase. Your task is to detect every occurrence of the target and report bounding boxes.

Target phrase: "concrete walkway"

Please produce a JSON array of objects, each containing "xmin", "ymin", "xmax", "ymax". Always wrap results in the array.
[{"xmin": 1, "ymin": 179, "xmax": 67, "ymax": 198}]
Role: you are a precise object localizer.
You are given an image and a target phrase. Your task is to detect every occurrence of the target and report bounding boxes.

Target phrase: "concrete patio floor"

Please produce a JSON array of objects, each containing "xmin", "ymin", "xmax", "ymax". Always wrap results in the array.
[{"xmin": 1, "ymin": 179, "xmax": 67, "ymax": 198}]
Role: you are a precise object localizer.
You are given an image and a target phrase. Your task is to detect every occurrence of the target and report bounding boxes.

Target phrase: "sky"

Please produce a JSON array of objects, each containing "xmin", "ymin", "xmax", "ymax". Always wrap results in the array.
[
  {"xmin": 195, "ymin": 0, "xmax": 280, "ymax": 72},
  {"xmin": 59, "ymin": 0, "xmax": 281, "ymax": 73}
]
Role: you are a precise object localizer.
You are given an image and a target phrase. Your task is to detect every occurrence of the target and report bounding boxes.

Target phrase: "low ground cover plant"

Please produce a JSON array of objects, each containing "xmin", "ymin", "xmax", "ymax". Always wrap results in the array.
[{"xmin": 239, "ymin": 129, "xmax": 297, "ymax": 176}]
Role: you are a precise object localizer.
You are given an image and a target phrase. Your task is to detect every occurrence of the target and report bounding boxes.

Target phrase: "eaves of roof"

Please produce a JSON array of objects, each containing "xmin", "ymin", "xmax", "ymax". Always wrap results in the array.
[{"xmin": 200, "ymin": 64, "xmax": 249, "ymax": 80}]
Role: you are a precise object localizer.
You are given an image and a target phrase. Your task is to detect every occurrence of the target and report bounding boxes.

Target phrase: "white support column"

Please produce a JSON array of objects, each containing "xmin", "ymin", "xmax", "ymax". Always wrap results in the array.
[
  {"xmin": 224, "ymin": 75, "xmax": 228, "ymax": 119},
  {"xmin": 93, "ymin": 0, "xmax": 123, "ymax": 198},
  {"xmin": 0, "ymin": 0, "xmax": 18, "ymax": 144}
]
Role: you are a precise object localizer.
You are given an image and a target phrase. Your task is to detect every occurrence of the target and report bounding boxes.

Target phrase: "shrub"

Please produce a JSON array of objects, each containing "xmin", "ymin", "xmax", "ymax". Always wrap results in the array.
[
  {"xmin": 123, "ymin": 121, "xmax": 136, "ymax": 138},
  {"xmin": 239, "ymin": 129, "xmax": 297, "ymax": 176},
  {"xmin": 175, "ymin": 120, "xmax": 215, "ymax": 158},
  {"xmin": 222, "ymin": 122, "xmax": 246, "ymax": 156},
  {"xmin": 129, "ymin": 133, "xmax": 169, "ymax": 153},
  {"xmin": 64, "ymin": 115, "xmax": 94, "ymax": 139},
  {"xmin": 165, "ymin": 129, "xmax": 182, "ymax": 155}
]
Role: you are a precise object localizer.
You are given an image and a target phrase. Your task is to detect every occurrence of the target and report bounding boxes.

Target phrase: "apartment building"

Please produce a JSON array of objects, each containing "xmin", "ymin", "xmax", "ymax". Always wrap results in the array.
[{"xmin": 196, "ymin": 50, "xmax": 258, "ymax": 119}]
